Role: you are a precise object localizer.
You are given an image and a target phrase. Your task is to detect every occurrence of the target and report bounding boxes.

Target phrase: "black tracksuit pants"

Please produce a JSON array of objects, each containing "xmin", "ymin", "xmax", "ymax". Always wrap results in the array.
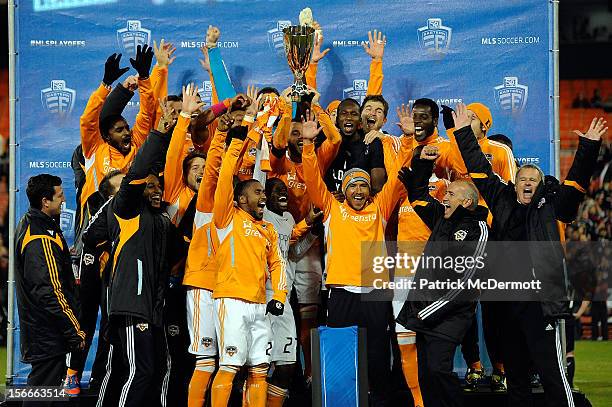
[
  {"xmin": 68, "ymin": 266, "xmax": 109, "ymax": 385},
  {"xmin": 326, "ymin": 287, "xmax": 391, "ymax": 406},
  {"xmin": 501, "ymin": 302, "xmax": 574, "ymax": 407},
  {"xmin": 417, "ymin": 332, "xmax": 463, "ymax": 407},
  {"xmin": 460, "ymin": 315, "xmax": 479, "ymax": 367},
  {"xmin": 24, "ymin": 354, "xmax": 66, "ymax": 407},
  {"xmin": 105, "ymin": 315, "xmax": 170, "ymax": 407}
]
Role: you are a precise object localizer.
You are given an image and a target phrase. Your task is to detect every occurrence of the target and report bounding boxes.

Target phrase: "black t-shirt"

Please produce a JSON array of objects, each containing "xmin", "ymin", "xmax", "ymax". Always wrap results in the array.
[{"xmin": 324, "ymin": 136, "xmax": 385, "ymax": 192}]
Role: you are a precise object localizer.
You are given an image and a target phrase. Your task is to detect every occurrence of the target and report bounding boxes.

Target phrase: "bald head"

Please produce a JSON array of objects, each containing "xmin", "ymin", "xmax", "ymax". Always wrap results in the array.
[{"xmin": 442, "ymin": 180, "xmax": 479, "ymax": 218}]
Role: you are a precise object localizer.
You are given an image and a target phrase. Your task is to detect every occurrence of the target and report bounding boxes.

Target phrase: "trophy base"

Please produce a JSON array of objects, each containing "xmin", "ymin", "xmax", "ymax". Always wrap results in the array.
[{"xmin": 290, "ymin": 82, "xmax": 309, "ymax": 102}]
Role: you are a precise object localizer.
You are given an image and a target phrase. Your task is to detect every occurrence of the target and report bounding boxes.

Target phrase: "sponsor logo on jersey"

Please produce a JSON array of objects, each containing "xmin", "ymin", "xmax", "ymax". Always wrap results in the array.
[
  {"xmin": 267, "ymin": 20, "xmax": 292, "ymax": 56},
  {"xmin": 417, "ymin": 18, "xmax": 452, "ymax": 56},
  {"xmin": 343, "ymin": 79, "xmax": 368, "ymax": 105},
  {"xmin": 117, "ymin": 20, "xmax": 151, "ymax": 57},
  {"xmin": 60, "ymin": 203, "xmax": 76, "ymax": 236},
  {"xmin": 494, "ymin": 76, "xmax": 528, "ymax": 113},
  {"xmin": 41, "ymin": 80, "xmax": 76, "ymax": 115}
]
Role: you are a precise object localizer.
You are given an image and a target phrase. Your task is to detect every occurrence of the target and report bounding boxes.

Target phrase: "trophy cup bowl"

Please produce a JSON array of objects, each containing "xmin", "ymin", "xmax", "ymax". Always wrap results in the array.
[{"xmin": 282, "ymin": 25, "xmax": 315, "ymax": 101}]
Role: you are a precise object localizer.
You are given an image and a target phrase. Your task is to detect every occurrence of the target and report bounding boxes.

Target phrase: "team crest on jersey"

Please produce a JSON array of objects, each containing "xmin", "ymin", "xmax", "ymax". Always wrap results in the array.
[
  {"xmin": 417, "ymin": 18, "xmax": 452, "ymax": 56},
  {"xmin": 494, "ymin": 76, "xmax": 529, "ymax": 113},
  {"xmin": 117, "ymin": 20, "xmax": 151, "ymax": 56},
  {"xmin": 454, "ymin": 230, "xmax": 467, "ymax": 241},
  {"xmin": 201, "ymin": 337, "xmax": 213, "ymax": 348},
  {"xmin": 59, "ymin": 204, "xmax": 75, "ymax": 236},
  {"xmin": 41, "ymin": 80, "xmax": 76, "ymax": 115},
  {"xmin": 168, "ymin": 325, "xmax": 180, "ymax": 336},
  {"xmin": 136, "ymin": 323, "xmax": 149, "ymax": 332},
  {"xmin": 267, "ymin": 20, "xmax": 292, "ymax": 56},
  {"xmin": 198, "ymin": 80, "xmax": 213, "ymax": 106},
  {"xmin": 248, "ymin": 147, "xmax": 257, "ymax": 156},
  {"xmin": 225, "ymin": 345, "xmax": 238, "ymax": 356},
  {"xmin": 343, "ymin": 79, "xmax": 368, "ymax": 104},
  {"xmin": 83, "ymin": 253, "xmax": 95, "ymax": 266}
]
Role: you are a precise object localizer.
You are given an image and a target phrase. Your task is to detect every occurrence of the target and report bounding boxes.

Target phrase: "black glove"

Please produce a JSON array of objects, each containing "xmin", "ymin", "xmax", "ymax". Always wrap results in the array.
[
  {"xmin": 129, "ymin": 44, "xmax": 154, "ymax": 80},
  {"xmin": 440, "ymin": 105, "xmax": 455, "ymax": 130},
  {"xmin": 397, "ymin": 166, "xmax": 413, "ymax": 190},
  {"xmin": 103, "ymin": 53, "xmax": 129, "ymax": 86},
  {"xmin": 266, "ymin": 299, "xmax": 285, "ymax": 316}
]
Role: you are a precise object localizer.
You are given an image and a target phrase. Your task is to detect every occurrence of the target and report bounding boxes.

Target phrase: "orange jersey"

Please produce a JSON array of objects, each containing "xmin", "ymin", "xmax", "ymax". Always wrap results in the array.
[
  {"xmin": 270, "ymin": 138, "xmax": 339, "ymax": 222},
  {"xmin": 150, "ymin": 65, "xmax": 168, "ymax": 129},
  {"xmin": 447, "ymin": 130, "xmax": 516, "ymax": 182},
  {"xmin": 183, "ymin": 128, "xmax": 227, "ymax": 290},
  {"xmin": 163, "ymin": 115, "xmax": 196, "ymax": 225},
  {"xmin": 397, "ymin": 177, "xmax": 449, "ymax": 248},
  {"xmin": 79, "ymin": 79, "xmax": 155, "ymax": 217},
  {"xmin": 380, "ymin": 135, "xmax": 402, "ymax": 174},
  {"xmin": 212, "ymin": 138, "xmax": 287, "ymax": 304},
  {"xmin": 270, "ymin": 104, "xmax": 341, "ymax": 221},
  {"xmin": 302, "ymin": 138, "xmax": 411, "ymax": 287}
]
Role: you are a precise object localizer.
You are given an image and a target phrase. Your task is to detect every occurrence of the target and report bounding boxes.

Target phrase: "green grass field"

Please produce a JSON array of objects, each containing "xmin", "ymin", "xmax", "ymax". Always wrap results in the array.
[
  {"xmin": 0, "ymin": 342, "xmax": 610, "ymax": 404},
  {"xmin": 574, "ymin": 341, "xmax": 612, "ymax": 406}
]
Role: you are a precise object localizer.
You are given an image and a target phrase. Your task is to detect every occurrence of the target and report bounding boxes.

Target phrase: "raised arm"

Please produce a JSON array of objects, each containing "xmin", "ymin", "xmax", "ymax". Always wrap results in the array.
[
  {"xmin": 301, "ymin": 111, "xmax": 334, "ymax": 219},
  {"xmin": 198, "ymin": 123, "xmax": 229, "ymax": 213},
  {"xmin": 453, "ymin": 103, "xmax": 507, "ymax": 207},
  {"xmin": 113, "ymin": 129, "xmax": 170, "ymax": 220},
  {"xmin": 129, "ymin": 45, "xmax": 155, "ymax": 148},
  {"xmin": 554, "ymin": 118, "xmax": 606, "ymax": 222},
  {"xmin": 162, "ymin": 84, "xmax": 206, "ymax": 204},
  {"xmin": 151, "ymin": 39, "xmax": 175, "ymax": 128},
  {"xmin": 306, "ymin": 27, "xmax": 330, "ymax": 89},
  {"xmin": 213, "ymin": 129, "xmax": 247, "ymax": 229},
  {"xmin": 81, "ymin": 53, "xmax": 129, "ymax": 158},
  {"xmin": 202, "ymin": 26, "xmax": 237, "ymax": 101},
  {"xmin": 363, "ymin": 30, "xmax": 385, "ymax": 95}
]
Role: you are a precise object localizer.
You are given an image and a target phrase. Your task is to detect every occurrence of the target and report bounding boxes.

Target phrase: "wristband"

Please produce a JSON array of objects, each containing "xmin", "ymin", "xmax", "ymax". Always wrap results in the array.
[
  {"xmin": 210, "ymin": 101, "xmax": 228, "ymax": 117},
  {"xmin": 179, "ymin": 111, "xmax": 191, "ymax": 119}
]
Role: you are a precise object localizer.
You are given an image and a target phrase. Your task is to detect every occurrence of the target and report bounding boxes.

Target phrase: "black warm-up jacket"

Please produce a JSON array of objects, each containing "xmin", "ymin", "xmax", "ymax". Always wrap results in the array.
[
  {"xmin": 453, "ymin": 124, "xmax": 601, "ymax": 319},
  {"xmin": 396, "ymin": 154, "xmax": 489, "ymax": 343}
]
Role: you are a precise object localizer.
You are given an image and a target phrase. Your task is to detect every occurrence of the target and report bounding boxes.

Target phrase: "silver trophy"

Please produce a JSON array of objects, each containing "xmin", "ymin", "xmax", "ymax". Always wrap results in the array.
[{"xmin": 282, "ymin": 25, "xmax": 315, "ymax": 101}]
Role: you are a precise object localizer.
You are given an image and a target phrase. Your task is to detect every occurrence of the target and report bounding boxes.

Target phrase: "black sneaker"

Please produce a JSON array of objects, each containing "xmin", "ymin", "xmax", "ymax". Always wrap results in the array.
[
  {"xmin": 490, "ymin": 370, "xmax": 507, "ymax": 392},
  {"xmin": 464, "ymin": 368, "xmax": 485, "ymax": 391}
]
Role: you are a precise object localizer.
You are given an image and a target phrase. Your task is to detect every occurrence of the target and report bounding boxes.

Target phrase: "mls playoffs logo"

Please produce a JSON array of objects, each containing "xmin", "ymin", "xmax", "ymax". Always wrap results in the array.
[
  {"xmin": 117, "ymin": 20, "xmax": 151, "ymax": 56},
  {"xmin": 268, "ymin": 20, "xmax": 291, "ymax": 56},
  {"xmin": 417, "ymin": 18, "xmax": 452, "ymax": 56},
  {"xmin": 41, "ymin": 80, "xmax": 76, "ymax": 115},
  {"xmin": 198, "ymin": 80, "xmax": 213, "ymax": 106},
  {"xmin": 494, "ymin": 76, "xmax": 529, "ymax": 113},
  {"xmin": 60, "ymin": 204, "xmax": 76, "ymax": 235},
  {"xmin": 343, "ymin": 79, "xmax": 368, "ymax": 104}
]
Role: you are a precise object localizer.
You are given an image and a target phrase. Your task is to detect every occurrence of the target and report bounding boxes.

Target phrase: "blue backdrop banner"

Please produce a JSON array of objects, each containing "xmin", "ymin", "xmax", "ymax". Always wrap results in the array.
[{"xmin": 12, "ymin": 0, "xmax": 553, "ymax": 383}]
